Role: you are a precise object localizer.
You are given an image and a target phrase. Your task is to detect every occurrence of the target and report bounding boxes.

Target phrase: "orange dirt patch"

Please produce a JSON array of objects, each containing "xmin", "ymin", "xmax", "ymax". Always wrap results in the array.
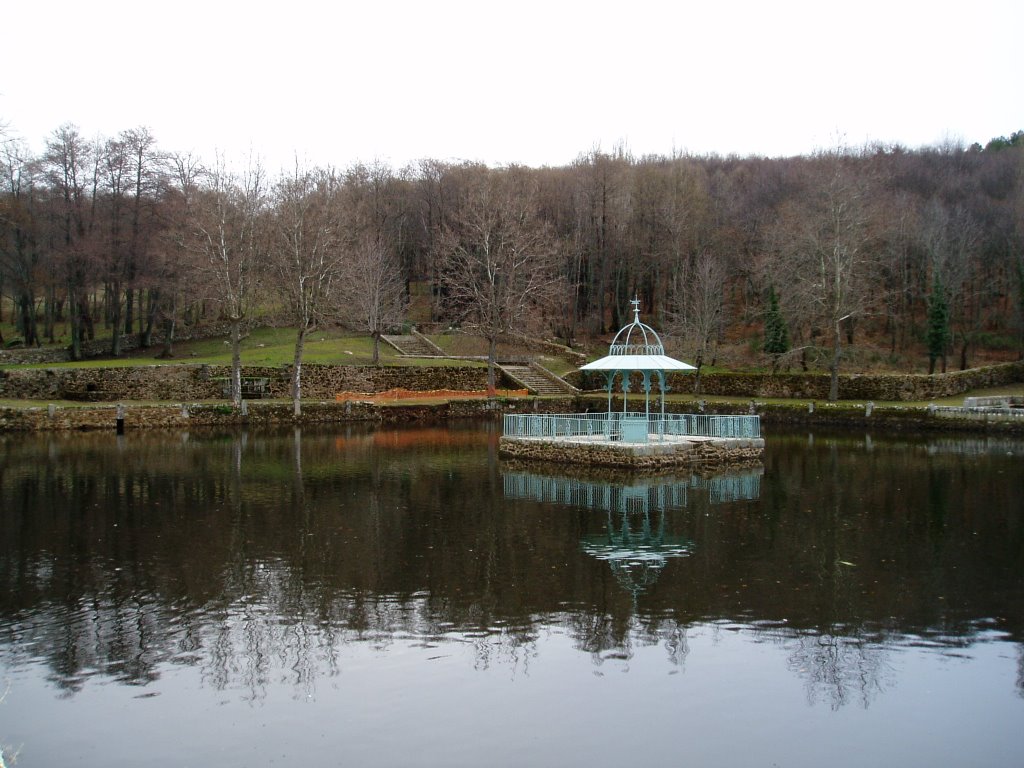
[{"xmin": 334, "ymin": 387, "xmax": 529, "ymax": 402}]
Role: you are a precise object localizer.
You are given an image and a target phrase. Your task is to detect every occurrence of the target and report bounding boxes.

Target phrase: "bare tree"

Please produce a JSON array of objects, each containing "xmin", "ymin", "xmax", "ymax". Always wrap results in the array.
[
  {"xmin": 772, "ymin": 154, "xmax": 877, "ymax": 400},
  {"xmin": 190, "ymin": 153, "xmax": 268, "ymax": 406},
  {"xmin": 43, "ymin": 124, "xmax": 99, "ymax": 360},
  {"xmin": 920, "ymin": 199, "xmax": 981, "ymax": 370},
  {"xmin": 669, "ymin": 250, "xmax": 726, "ymax": 393},
  {"xmin": 339, "ymin": 233, "xmax": 406, "ymax": 364},
  {"xmin": 572, "ymin": 148, "xmax": 631, "ymax": 333},
  {"xmin": 272, "ymin": 164, "xmax": 346, "ymax": 416},
  {"xmin": 122, "ymin": 127, "xmax": 165, "ymax": 346},
  {"xmin": 98, "ymin": 134, "xmax": 131, "ymax": 355},
  {"xmin": 437, "ymin": 171, "xmax": 564, "ymax": 391},
  {"xmin": 334, "ymin": 161, "xmax": 410, "ymax": 363},
  {"xmin": 0, "ymin": 137, "xmax": 42, "ymax": 347}
]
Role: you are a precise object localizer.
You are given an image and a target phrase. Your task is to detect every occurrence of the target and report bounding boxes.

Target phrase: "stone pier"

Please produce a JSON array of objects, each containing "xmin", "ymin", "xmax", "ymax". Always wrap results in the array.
[{"xmin": 498, "ymin": 433, "xmax": 764, "ymax": 470}]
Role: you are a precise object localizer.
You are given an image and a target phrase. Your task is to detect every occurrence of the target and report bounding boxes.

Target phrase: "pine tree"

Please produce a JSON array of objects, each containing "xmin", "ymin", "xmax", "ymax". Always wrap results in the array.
[
  {"xmin": 763, "ymin": 286, "xmax": 789, "ymax": 371},
  {"xmin": 926, "ymin": 278, "xmax": 951, "ymax": 374}
]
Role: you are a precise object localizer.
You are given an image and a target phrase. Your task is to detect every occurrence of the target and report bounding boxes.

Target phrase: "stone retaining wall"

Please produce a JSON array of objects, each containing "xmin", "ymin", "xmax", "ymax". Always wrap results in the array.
[
  {"xmin": 0, "ymin": 364, "xmax": 495, "ymax": 402},
  {"xmin": 569, "ymin": 361, "xmax": 1024, "ymax": 401},
  {"xmin": 9, "ymin": 358, "xmax": 1020, "ymax": 405},
  {"xmin": 3, "ymin": 392, "xmax": 1024, "ymax": 435},
  {"xmin": 0, "ymin": 399, "xmax": 495, "ymax": 432}
]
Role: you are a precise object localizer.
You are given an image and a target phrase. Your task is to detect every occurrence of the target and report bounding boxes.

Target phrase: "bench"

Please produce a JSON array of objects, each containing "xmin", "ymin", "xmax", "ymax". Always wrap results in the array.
[{"xmin": 219, "ymin": 377, "xmax": 271, "ymax": 399}]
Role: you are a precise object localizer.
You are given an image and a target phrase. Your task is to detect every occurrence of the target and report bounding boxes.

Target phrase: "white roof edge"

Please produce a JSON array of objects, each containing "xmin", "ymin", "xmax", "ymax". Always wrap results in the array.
[{"xmin": 579, "ymin": 354, "xmax": 697, "ymax": 371}]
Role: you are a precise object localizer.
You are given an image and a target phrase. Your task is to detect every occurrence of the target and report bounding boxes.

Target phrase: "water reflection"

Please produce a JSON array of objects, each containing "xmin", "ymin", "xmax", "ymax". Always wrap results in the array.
[
  {"xmin": 0, "ymin": 424, "xmax": 1022, "ymax": 712},
  {"xmin": 503, "ymin": 465, "xmax": 762, "ymax": 600}
]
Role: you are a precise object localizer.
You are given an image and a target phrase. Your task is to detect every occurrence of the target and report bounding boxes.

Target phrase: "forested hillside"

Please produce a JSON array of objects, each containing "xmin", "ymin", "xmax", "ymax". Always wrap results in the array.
[{"xmin": 2, "ymin": 123, "xmax": 1022, "ymax": 378}]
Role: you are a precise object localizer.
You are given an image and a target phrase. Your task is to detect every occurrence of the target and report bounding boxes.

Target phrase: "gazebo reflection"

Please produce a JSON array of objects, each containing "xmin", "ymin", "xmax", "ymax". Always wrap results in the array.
[{"xmin": 503, "ymin": 465, "xmax": 762, "ymax": 598}]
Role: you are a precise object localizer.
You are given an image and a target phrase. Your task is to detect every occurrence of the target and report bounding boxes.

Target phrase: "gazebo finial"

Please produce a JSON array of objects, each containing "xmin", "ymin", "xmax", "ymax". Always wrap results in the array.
[{"xmin": 581, "ymin": 303, "xmax": 696, "ymax": 425}]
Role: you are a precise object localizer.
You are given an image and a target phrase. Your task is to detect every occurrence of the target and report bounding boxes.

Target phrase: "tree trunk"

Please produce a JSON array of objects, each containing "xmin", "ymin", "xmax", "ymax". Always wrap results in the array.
[
  {"xmin": 828, "ymin": 321, "xmax": 841, "ymax": 402},
  {"xmin": 18, "ymin": 293, "xmax": 38, "ymax": 347},
  {"xmin": 692, "ymin": 351, "xmax": 704, "ymax": 395},
  {"xmin": 161, "ymin": 314, "xmax": 175, "ymax": 358},
  {"xmin": 110, "ymin": 280, "xmax": 123, "ymax": 357},
  {"xmin": 69, "ymin": 281, "xmax": 83, "ymax": 361},
  {"xmin": 292, "ymin": 325, "xmax": 307, "ymax": 417},
  {"xmin": 84, "ymin": 299, "xmax": 94, "ymax": 341},
  {"xmin": 142, "ymin": 288, "xmax": 158, "ymax": 348},
  {"xmin": 230, "ymin": 318, "xmax": 242, "ymax": 407},
  {"xmin": 487, "ymin": 335, "xmax": 497, "ymax": 394},
  {"xmin": 125, "ymin": 287, "xmax": 134, "ymax": 336},
  {"xmin": 44, "ymin": 286, "xmax": 56, "ymax": 343},
  {"xmin": 372, "ymin": 330, "xmax": 381, "ymax": 365}
]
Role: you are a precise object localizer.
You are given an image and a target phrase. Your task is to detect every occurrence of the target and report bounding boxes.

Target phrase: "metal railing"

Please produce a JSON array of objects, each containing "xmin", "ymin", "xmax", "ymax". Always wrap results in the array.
[
  {"xmin": 933, "ymin": 405, "xmax": 1024, "ymax": 422},
  {"xmin": 502, "ymin": 469, "xmax": 762, "ymax": 509},
  {"xmin": 502, "ymin": 412, "xmax": 760, "ymax": 442}
]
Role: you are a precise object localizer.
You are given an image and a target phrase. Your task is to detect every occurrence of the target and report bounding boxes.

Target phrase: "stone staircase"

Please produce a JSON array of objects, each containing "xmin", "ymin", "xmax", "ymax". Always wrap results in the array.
[
  {"xmin": 382, "ymin": 333, "xmax": 443, "ymax": 357},
  {"xmin": 499, "ymin": 363, "xmax": 577, "ymax": 396}
]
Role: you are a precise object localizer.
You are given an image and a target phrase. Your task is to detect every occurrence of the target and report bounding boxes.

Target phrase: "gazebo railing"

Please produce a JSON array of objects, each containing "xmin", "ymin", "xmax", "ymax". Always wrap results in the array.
[
  {"xmin": 650, "ymin": 413, "xmax": 760, "ymax": 439},
  {"xmin": 502, "ymin": 412, "xmax": 760, "ymax": 442}
]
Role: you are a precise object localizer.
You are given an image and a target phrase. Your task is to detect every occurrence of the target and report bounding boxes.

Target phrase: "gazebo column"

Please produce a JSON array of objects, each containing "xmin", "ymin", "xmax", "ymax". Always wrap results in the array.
[
  {"xmin": 621, "ymin": 369, "xmax": 631, "ymax": 414},
  {"xmin": 641, "ymin": 371, "xmax": 653, "ymax": 420},
  {"xmin": 656, "ymin": 370, "xmax": 670, "ymax": 441},
  {"xmin": 604, "ymin": 371, "xmax": 616, "ymax": 417}
]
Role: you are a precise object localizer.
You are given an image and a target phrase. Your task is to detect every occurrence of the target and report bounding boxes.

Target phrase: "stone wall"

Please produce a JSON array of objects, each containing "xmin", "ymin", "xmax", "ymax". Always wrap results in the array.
[
  {"xmin": 499, "ymin": 435, "xmax": 764, "ymax": 470},
  {"xmin": 570, "ymin": 361, "xmax": 1024, "ymax": 402},
  {"xmin": 0, "ymin": 364, "xmax": 495, "ymax": 402},
  {"xmin": 0, "ymin": 399, "xmax": 495, "ymax": 432},
  {"xmin": 4, "ymin": 396, "xmax": 1024, "ymax": 434}
]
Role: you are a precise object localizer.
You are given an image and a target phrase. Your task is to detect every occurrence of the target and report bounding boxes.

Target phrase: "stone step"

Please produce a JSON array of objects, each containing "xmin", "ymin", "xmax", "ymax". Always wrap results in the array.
[
  {"xmin": 499, "ymin": 364, "xmax": 576, "ymax": 396},
  {"xmin": 382, "ymin": 334, "xmax": 441, "ymax": 357}
]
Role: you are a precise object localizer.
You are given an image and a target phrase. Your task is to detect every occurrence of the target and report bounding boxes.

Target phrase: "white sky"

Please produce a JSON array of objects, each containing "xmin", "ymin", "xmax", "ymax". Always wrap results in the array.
[{"xmin": 3, "ymin": 0, "xmax": 1021, "ymax": 173}]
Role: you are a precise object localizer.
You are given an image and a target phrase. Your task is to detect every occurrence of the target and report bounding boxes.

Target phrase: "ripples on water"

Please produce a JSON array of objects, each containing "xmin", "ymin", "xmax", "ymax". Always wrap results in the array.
[{"xmin": 1, "ymin": 423, "xmax": 1022, "ymax": 767}]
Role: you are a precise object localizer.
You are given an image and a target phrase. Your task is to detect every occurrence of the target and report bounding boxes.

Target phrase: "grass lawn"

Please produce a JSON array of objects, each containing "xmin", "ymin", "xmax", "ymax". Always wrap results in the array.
[
  {"xmin": 4, "ymin": 327, "xmax": 486, "ymax": 370},
  {"xmin": 424, "ymin": 332, "xmax": 583, "ymax": 376}
]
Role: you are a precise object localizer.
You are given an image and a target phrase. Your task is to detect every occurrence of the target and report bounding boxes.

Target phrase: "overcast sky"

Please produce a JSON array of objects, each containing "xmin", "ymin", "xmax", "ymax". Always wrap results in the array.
[{"xmin": 3, "ymin": 0, "xmax": 1021, "ymax": 172}]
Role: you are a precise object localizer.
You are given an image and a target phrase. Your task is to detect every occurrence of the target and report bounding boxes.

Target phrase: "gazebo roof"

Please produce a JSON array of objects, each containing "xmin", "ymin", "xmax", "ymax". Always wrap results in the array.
[
  {"xmin": 580, "ymin": 354, "xmax": 695, "ymax": 371},
  {"xmin": 579, "ymin": 299, "xmax": 695, "ymax": 372}
]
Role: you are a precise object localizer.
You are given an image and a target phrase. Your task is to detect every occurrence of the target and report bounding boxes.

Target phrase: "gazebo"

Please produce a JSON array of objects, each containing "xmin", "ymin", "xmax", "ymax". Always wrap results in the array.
[
  {"xmin": 500, "ymin": 298, "xmax": 762, "ymax": 458},
  {"xmin": 579, "ymin": 299, "xmax": 695, "ymax": 436}
]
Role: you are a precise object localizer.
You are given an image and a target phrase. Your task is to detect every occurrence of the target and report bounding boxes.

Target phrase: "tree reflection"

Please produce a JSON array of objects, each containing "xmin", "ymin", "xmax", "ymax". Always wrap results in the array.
[
  {"xmin": 1018, "ymin": 646, "xmax": 1024, "ymax": 700},
  {"xmin": 784, "ymin": 632, "xmax": 893, "ymax": 710},
  {"xmin": 0, "ymin": 425, "xmax": 1022, "ymax": 709}
]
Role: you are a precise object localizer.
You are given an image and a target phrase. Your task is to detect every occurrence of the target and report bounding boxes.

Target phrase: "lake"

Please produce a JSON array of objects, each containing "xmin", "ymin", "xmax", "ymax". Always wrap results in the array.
[{"xmin": 1, "ymin": 422, "xmax": 1022, "ymax": 767}]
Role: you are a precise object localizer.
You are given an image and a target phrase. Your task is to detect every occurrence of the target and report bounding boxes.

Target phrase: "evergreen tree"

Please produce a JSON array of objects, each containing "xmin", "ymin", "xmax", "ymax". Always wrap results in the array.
[
  {"xmin": 926, "ymin": 278, "xmax": 951, "ymax": 374},
  {"xmin": 763, "ymin": 286, "xmax": 789, "ymax": 371}
]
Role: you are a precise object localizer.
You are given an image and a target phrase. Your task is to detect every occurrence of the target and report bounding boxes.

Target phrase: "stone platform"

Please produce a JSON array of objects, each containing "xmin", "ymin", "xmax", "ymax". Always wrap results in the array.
[{"xmin": 498, "ymin": 433, "xmax": 764, "ymax": 470}]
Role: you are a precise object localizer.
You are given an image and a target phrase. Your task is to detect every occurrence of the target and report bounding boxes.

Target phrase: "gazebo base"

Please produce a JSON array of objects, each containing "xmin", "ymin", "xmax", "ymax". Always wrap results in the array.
[{"xmin": 499, "ymin": 433, "xmax": 764, "ymax": 471}]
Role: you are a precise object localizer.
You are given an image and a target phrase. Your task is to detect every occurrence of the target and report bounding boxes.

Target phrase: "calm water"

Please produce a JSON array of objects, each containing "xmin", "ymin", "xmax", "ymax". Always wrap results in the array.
[{"xmin": 1, "ymin": 422, "xmax": 1022, "ymax": 767}]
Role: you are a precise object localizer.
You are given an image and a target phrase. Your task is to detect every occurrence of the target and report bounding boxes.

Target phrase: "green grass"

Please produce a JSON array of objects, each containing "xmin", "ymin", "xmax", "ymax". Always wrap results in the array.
[
  {"xmin": 424, "ymin": 332, "xmax": 584, "ymax": 376},
  {"xmin": 3, "ymin": 327, "xmax": 486, "ymax": 370},
  {"xmin": 155, "ymin": 327, "xmax": 393, "ymax": 366}
]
